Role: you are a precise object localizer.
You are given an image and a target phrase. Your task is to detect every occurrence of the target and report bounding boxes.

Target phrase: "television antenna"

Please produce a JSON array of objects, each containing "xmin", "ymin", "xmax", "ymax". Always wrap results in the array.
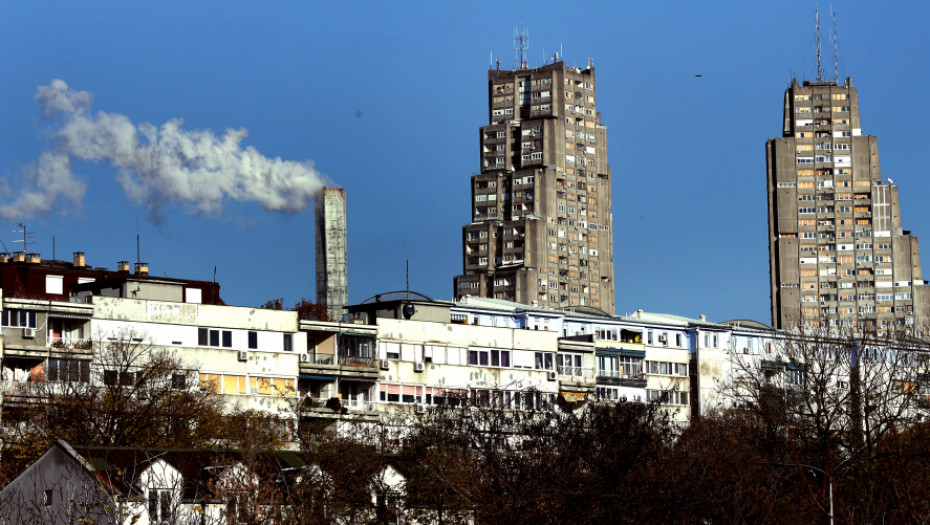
[
  {"xmin": 514, "ymin": 26, "xmax": 529, "ymax": 70},
  {"xmin": 12, "ymin": 223, "xmax": 35, "ymax": 253},
  {"xmin": 832, "ymin": 7, "xmax": 839, "ymax": 82},
  {"xmin": 815, "ymin": 7, "xmax": 823, "ymax": 82}
]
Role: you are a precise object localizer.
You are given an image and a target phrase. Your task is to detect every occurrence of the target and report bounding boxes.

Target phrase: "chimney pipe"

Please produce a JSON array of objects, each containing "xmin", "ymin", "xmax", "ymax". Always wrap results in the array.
[
  {"xmin": 26, "ymin": 253, "xmax": 41, "ymax": 264},
  {"xmin": 73, "ymin": 251, "xmax": 86, "ymax": 268},
  {"xmin": 117, "ymin": 261, "xmax": 130, "ymax": 273},
  {"xmin": 700, "ymin": 315, "xmax": 707, "ymax": 322},
  {"xmin": 134, "ymin": 262, "xmax": 149, "ymax": 276}
]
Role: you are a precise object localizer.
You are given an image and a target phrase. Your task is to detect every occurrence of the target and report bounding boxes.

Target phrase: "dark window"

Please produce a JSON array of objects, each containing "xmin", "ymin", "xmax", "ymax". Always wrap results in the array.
[
  {"xmin": 119, "ymin": 372, "xmax": 135, "ymax": 386},
  {"xmin": 1, "ymin": 310, "xmax": 7, "ymax": 326},
  {"xmin": 380, "ymin": 391, "xmax": 386, "ymax": 401},
  {"xmin": 209, "ymin": 330, "xmax": 220, "ymax": 347},
  {"xmin": 479, "ymin": 352, "xmax": 489, "ymax": 366},
  {"xmin": 387, "ymin": 393, "xmax": 400, "ymax": 402},
  {"xmin": 104, "ymin": 370, "xmax": 118, "ymax": 385},
  {"xmin": 172, "ymin": 374, "xmax": 186, "ymax": 389},
  {"xmin": 159, "ymin": 491, "xmax": 171, "ymax": 521},
  {"xmin": 43, "ymin": 489, "xmax": 52, "ymax": 506},
  {"xmin": 284, "ymin": 333, "xmax": 293, "ymax": 352},
  {"xmin": 469, "ymin": 351, "xmax": 478, "ymax": 365},
  {"xmin": 221, "ymin": 331, "xmax": 232, "ymax": 348},
  {"xmin": 19, "ymin": 310, "xmax": 26, "ymax": 328},
  {"xmin": 501, "ymin": 351, "xmax": 511, "ymax": 367},
  {"xmin": 148, "ymin": 491, "xmax": 158, "ymax": 520},
  {"xmin": 402, "ymin": 394, "xmax": 415, "ymax": 403},
  {"xmin": 198, "ymin": 328, "xmax": 208, "ymax": 346},
  {"xmin": 491, "ymin": 350, "xmax": 500, "ymax": 367},
  {"xmin": 248, "ymin": 331, "xmax": 258, "ymax": 350}
]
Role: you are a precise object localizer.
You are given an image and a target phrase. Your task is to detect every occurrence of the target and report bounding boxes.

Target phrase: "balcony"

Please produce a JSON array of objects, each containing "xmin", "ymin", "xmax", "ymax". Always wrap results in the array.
[
  {"xmin": 343, "ymin": 396, "xmax": 376, "ymax": 412},
  {"xmin": 558, "ymin": 366, "xmax": 594, "ymax": 380},
  {"xmin": 338, "ymin": 355, "xmax": 378, "ymax": 369},
  {"xmin": 596, "ymin": 370, "xmax": 647, "ymax": 388},
  {"xmin": 300, "ymin": 395, "xmax": 379, "ymax": 421}
]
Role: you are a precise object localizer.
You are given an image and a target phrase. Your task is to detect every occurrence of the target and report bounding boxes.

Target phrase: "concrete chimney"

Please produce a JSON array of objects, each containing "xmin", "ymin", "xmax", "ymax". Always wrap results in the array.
[
  {"xmin": 700, "ymin": 315, "xmax": 707, "ymax": 322},
  {"xmin": 117, "ymin": 261, "xmax": 130, "ymax": 273},
  {"xmin": 26, "ymin": 253, "xmax": 41, "ymax": 264},
  {"xmin": 73, "ymin": 251, "xmax": 85, "ymax": 268},
  {"xmin": 0, "ymin": 252, "xmax": 10, "ymax": 263},
  {"xmin": 12, "ymin": 252, "xmax": 25, "ymax": 263},
  {"xmin": 134, "ymin": 262, "xmax": 149, "ymax": 276},
  {"xmin": 315, "ymin": 187, "xmax": 348, "ymax": 318}
]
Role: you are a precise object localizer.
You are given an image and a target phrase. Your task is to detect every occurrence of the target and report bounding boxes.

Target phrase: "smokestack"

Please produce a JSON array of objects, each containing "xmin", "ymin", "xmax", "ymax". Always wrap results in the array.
[
  {"xmin": 117, "ymin": 261, "xmax": 130, "ymax": 273},
  {"xmin": 12, "ymin": 252, "xmax": 25, "ymax": 263},
  {"xmin": 134, "ymin": 262, "xmax": 149, "ymax": 276},
  {"xmin": 315, "ymin": 187, "xmax": 347, "ymax": 319},
  {"xmin": 0, "ymin": 253, "xmax": 10, "ymax": 263},
  {"xmin": 73, "ymin": 251, "xmax": 85, "ymax": 268},
  {"xmin": 26, "ymin": 253, "xmax": 41, "ymax": 264}
]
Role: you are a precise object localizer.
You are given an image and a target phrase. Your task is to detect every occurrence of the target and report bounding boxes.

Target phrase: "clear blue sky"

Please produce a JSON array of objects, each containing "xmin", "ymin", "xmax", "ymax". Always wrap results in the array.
[{"xmin": 1, "ymin": 1, "xmax": 927, "ymax": 324}]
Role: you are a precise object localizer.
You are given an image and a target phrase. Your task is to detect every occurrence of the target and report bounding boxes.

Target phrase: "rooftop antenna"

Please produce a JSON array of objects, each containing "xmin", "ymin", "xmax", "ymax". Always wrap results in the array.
[
  {"xmin": 815, "ymin": 7, "xmax": 823, "ymax": 82},
  {"xmin": 12, "ymin": 223, "xmax": 35, "ymax": 252},
  {"xmin": 514, "ymin": 26, "xmax": 528, "ymax": 70},
  {"xmin": 136, "ymin": 215, "xmax": 140, "ymax": 266},
  {"xmin": 404, "ymin": 241, "xmax": 409, "ymax": 300},
  {"xmin": 832, "ymin": 7, "xmax": 838, "ymax": 82}
]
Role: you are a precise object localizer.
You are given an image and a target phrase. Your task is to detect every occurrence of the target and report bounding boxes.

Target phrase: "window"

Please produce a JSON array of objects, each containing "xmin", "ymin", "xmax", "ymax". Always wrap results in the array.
[
  {"xmin": 534, "ymin": 352, "xmax": 554, "ymax": 370},
  {"xmin": 199, "ymin": 328, "xmax": 232, "ymax": 349},
  {"xmin": 43, "ymin": 489, "xmax": 53, "ymax": 507},
  {"xmin": 248, "ymin": 331, "xmax": 258, "ymax": 349},
  {"xmin": 47, "ymin": 359, "xmax": 90, "ymax": 382},
  {"xmin": 149, "ymin": 489, "xmax": 172, "ymax": 523},
  {"xmin": 284, "ymin": 333, "xmax": 293, "ymax": 352},
  {"xmin": 646, "ymin": 361, "xmax": 688, "ymax": 376},
  {"xmin": 46, "ymin": 275, "xmax": 64, "ymax": 295},
  {"xmin": 646, "ymin": 390, "xmax": 688, "ymax": 405}
]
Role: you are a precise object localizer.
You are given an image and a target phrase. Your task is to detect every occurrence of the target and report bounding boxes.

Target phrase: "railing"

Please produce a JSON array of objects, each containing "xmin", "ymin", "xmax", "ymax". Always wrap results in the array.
[
  {"xmin": 48, "ymin": 336, "xmax": 90, "ymax": 348},
  {"xmin": 303, "ymin": 353, "xmax": 335, "ymax": 366},
  {"xmin": 338, "ymin": 355, "xmax": 378, "ymax": 369},
  {"xmin": 558, "ymin": 366, "xmax": 594, "ymax": 380},
  {"xmin": 344, "ymin": 396, "xmax": 375, "ymax": 412}
]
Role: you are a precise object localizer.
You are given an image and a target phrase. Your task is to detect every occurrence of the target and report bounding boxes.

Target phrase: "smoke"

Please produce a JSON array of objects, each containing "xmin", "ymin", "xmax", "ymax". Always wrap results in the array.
[{"xmin": 1, "ymin": 79, "xmax": 329, "ymax": 221}]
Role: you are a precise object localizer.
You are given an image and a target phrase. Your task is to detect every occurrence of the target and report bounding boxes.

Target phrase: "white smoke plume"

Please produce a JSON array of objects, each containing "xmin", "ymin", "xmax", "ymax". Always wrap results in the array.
[{"xmin": 1, "ymin": 79, "xmax": 329, "ymax": 220}]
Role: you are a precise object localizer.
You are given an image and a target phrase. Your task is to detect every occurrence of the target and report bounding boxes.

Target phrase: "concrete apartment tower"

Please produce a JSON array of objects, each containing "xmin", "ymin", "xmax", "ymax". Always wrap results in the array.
[
  {"xmin": 315, "ymin": 187, "xmax": 348, "ymax": 319},
  {"xmin": 453, "ymin": 59, "xmax": 615, "ymax": 314},
  {"xmin": 766, "ymin": 77, "xmax": 929, "ymax": 330}
]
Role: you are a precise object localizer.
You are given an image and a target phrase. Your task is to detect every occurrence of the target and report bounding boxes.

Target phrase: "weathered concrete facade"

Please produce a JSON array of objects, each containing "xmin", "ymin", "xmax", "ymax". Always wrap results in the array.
[
  {"xmin": 454, "ymin": 60, "xmax": 615, "ymax": 314},
  {"xmin": 767, "ymin": 78, "xmax": 929, "ymax": 330},
  {"xmin": 315, "ymin": 187, "xmax": 348, "ymax": 318}
]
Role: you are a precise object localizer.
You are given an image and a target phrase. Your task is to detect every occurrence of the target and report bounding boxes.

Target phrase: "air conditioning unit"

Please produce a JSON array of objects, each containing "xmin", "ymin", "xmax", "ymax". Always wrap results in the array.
[
  {"xmin": 658, "ymin": 335, "xmax": 667, "ymax": 343},
  {"xmin": 299, "ymin": 353, "xmax": 309, "ymax": 363},
  {"xmin": 547, "ymin": 371, "xmax": 558, "ymax": 381},
  {"xmin": 237, "ymin": 351, "xmax": 248, "ymax": 362},
  {"xmin": 414, "ymin": 362, "xmax": 425, "ymax": 373},
  {"xmin": 379, "ymin": 360, "xmax": 391, "ymax": 371},
  {"xmin": 22, "ymin": 327, "xmax": 36, "ymax": 339},
  {"xmin": 414, "ymin": 404, "xmax": 427, "ymax": 414}
]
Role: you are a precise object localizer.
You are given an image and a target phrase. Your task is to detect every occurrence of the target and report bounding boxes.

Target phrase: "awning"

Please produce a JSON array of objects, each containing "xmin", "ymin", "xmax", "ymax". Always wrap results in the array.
[
  {"xmin": 48, "ymin": 313, "xmax": 92, "ymax": 320},
  {"xmin": 596, "ymin": 347, "xmax": 646, "ymax": 358},
  {"xmin": 340, "ymin": 332, "xmax": 377, "ymax": 339},
  {"xmin": 299, "ymin": 374, "xmax": 337, "ymax": 381}
]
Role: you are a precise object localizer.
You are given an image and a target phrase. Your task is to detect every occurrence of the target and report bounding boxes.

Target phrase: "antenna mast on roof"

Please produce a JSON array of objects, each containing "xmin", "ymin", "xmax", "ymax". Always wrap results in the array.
[
  {"xmin": 514, "ymin": 26, "xmax": 528, "ymax": 70},
  {"xmin": 815, "ymin": 7, "xmax": 823, "ymax": 82},
  {"xmin": 832, "ymin": 7, "xmax": 839, "ymax": 82},
  {"xmin": 12, "ymin": 223, "xmax": 35, "ymax": 253},
  {"xmin": 404, "ymin": 241, "xmax": 409, "ymax": 301}
]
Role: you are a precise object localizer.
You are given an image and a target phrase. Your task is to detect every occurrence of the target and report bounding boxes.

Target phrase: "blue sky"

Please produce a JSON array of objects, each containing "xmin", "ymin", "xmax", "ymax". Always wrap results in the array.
[{"xmin": 1, "ymin": 1, "xmax": 928, "ymax": 324}]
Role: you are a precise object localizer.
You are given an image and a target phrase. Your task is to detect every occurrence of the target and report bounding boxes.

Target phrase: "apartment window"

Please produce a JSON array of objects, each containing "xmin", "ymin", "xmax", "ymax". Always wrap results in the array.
[
  {"xmin": 43, "ymin": 489, "xmax": 53, "ymax": 507},
  {"xmin": 676, "ymin": 334, "xmax": 682, "ymax": 347},
  {"xmin": 149, "ymin": 489, "xmax": 172, "ymax": 524},
  {"xmin": 199, "ymin": 328, "xmax": 232, "ymax": 348},
  {"xmin": 46, "ymin": 275, "xmax": 64, "ymax": 295},
  {"xmin": 534, "ymin": 352, "xmax": 554, "ymax": 370},
  {"xmin": 1, "ymin": 309, "xmax": 37, "ymax": 328},
  {"xmin": 283, "ymin": 333, "xmax": 293, "ymax": 352},
  {"xmin": 248, "ymin": 331, "xmax": 258, "ymax": 350}
]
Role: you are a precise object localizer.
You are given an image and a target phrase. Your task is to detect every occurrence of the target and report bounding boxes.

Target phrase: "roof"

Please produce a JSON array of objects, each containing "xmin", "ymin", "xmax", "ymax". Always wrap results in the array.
[
  {"xmin": 361, "ymin": 291, "xmax": 434, "ymax": 303},
  {"xmin": 720, "ymin": 319, "xmax": 775, "ymax": 331}
]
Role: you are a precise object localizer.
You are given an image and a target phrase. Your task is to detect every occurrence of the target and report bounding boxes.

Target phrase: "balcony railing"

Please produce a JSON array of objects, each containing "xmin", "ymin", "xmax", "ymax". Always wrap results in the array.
[
  {"xmin": 558, "ymin": 366, "xmax": 594, "ymax": 380},
  {"xmin": 304, "ymin": 353, "xmax": 335, "ymax": 366},
  {"xmin": 338, "ymin": 355, "xmax": 378, "ymax": 369},
  {"xmin": 48, "ymin": 336, "xmax": 91, "ymax": 349},
  {"xmin": 344, "ymin": 396, "xmax": 375, "ymax": 411}
]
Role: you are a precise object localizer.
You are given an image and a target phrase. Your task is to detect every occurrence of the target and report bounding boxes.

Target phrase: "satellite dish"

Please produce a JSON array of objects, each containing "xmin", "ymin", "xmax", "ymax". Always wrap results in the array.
[{"xmin": 402, "ymin": 303, "xmax": 416, "ymax": 319}]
